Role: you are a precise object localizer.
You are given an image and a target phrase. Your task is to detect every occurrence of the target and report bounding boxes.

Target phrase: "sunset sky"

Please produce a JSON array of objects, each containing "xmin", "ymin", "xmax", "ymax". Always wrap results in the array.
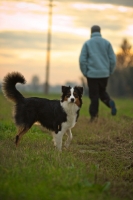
[{"xmin": 0, "ymin": 0, "xmax": 133, "ymax": 86}]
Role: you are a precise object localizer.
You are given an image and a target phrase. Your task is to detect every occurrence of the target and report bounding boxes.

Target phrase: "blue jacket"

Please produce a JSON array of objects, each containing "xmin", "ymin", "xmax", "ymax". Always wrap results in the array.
[{"xmin": 79, "ymin": 32, "xmax": 116, "ymax": 78}]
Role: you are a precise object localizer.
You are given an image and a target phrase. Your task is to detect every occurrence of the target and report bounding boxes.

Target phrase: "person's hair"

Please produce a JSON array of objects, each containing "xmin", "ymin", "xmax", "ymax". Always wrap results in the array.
[{"xmin": 91, "ymin": 25, "xmax": 101, "ymax": 33}]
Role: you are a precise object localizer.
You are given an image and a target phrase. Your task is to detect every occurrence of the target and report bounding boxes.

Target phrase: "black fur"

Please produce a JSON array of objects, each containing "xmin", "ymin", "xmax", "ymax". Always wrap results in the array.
[
  {"xmin": 2, "ymin": 72, "xmax": 67, "ymax": 133},
  {"xmin": 14, "ymin": 98, "xmax": 67, "ymax": 133},
  {"xmin": 2, "ymin": 72, "xmax": 25, "ymax": 103}
]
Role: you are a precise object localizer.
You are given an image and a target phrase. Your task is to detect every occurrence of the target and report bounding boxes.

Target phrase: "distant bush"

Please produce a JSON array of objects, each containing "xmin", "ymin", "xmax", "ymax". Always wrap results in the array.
[{"xmin": 108, "ymin": 66, "xmax": 133, "ymax": 97}]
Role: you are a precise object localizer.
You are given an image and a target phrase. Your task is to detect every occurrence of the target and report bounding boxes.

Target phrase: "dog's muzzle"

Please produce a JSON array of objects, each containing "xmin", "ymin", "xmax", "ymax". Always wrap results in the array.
[{"xmin": 70, "ymin": 98, "xmax": 75, "ymax": 103}]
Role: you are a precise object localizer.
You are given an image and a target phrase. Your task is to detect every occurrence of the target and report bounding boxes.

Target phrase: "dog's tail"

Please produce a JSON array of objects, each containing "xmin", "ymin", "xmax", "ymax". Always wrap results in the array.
[{"xmin": 2, "ymin": 72, "xmax": 26, "ymax": 103}]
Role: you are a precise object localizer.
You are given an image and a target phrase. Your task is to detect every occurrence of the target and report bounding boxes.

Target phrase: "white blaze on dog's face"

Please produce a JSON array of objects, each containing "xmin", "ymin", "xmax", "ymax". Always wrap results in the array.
[{"xmin": 66, "ymin": 87, "xmax": 75, "ymax": 103}]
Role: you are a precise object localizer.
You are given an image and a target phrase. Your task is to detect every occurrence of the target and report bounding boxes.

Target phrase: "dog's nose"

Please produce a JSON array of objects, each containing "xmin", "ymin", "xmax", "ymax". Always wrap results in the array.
[{"xmin": 71, "ymin": 98, "xmax": 74, "ymax": 102}]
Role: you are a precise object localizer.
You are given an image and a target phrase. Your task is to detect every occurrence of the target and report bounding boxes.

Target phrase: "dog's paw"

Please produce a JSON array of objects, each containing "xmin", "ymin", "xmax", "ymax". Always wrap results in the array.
[
  {"xmin": 52, "ymin": 138, "xmax": 57, "ymax": 146},
  {"xmin": 64, "ymin": 143, "xmax": 70, "ymax": 149}
]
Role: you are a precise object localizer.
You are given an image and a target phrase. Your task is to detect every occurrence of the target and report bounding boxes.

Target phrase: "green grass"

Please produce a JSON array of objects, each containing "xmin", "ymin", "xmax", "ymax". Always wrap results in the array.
[{"xmin": 0, "ymin": 92, "xmax": 133, "ymax": 200}]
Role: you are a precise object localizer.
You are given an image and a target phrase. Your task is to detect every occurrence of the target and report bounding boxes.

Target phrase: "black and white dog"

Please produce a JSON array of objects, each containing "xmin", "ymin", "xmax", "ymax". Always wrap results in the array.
[{"xmin": 2, "ymin": 72, "xmax": 83, "ymax": 151}]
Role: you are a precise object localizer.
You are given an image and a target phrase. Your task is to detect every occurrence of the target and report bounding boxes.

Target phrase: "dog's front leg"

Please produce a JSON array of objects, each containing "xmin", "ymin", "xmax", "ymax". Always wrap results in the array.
[
  {"xmin": 54, "ymin": 131, "xmax": 64, "ymax": 151},
  {"xmin": 64, "ymin": 129, "xmax": 73, "ymax": 148},
  {"xmin": 52, "ymin": 132, "xmax": 57, "ymax": 147}
]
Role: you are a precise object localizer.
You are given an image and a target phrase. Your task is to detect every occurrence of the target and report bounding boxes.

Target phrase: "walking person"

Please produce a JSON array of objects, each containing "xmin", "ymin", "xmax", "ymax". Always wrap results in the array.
[{"xmin": 79, "ymin": 25, "xmax": 117, "ymax": 122}]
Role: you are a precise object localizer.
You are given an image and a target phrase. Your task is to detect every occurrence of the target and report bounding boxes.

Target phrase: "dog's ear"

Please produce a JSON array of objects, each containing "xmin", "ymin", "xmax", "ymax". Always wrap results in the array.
[
  {"xmin": 75, "ymin": 86, "xmax": 83, "ymax": 96},
  {"xmin": 62, "ymin": 86, "xmax": 71, "ymax": 93}
]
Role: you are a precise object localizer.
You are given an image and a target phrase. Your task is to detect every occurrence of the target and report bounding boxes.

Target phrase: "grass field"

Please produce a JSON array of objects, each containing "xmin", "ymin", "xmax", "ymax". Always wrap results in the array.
[{"xmin": 0, "ymin": 92, "xmax": 133, "ymax": 200}]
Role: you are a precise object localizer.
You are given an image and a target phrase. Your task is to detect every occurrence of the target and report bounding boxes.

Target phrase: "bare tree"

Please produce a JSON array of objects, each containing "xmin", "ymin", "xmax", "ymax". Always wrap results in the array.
[{"xmin": 116, "ymin": 39, "xmax": 133, "ymax": 69}]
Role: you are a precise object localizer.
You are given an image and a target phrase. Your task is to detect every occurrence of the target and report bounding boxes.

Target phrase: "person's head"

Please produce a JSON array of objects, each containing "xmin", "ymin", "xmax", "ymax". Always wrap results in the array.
[{"xmin": 91, "ymin": 25, "xmax": 101, "ymax": 33}]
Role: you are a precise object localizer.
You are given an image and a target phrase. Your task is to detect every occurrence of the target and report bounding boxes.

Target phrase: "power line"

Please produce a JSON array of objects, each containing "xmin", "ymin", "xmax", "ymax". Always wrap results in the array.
[{"xmin": 44, "ymin": 0, "xmax": 53, "ymax": 94}]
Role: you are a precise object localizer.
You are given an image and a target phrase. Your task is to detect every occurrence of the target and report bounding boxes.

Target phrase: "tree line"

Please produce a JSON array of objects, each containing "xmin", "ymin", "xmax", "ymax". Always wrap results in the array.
[{"xmin": 108, "ymin": 39, "xmax": 133, "ymax": 97}]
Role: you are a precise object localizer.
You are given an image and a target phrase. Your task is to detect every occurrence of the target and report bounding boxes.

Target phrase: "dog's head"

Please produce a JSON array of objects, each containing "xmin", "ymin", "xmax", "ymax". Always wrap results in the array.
[{"xmin": 61, "ymin": 86, "xmax": 83, "ymax": 107}]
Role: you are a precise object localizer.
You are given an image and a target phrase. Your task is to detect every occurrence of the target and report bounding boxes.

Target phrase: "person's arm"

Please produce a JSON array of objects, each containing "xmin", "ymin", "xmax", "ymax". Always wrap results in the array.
[
  {"xmin": 79, "ymin": 43, "xmax": 88, "ymax": 77},
  {"xmin": 108, "ymin": 43, "xmax": 116, "ymax": 75}
]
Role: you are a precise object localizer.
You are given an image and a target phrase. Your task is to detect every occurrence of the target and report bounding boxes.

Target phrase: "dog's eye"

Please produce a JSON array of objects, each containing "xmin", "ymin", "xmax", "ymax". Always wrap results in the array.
[
  {"xmin": 66, "ymin": 94, "xmax": 70, "ymax": 98},
  {"xmin": 74, "ymin": 93, "xmax": 78, "ymax": 98}
]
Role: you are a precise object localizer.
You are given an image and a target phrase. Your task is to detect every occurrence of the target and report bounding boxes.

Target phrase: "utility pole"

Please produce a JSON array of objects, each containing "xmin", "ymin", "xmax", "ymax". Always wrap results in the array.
[{"xmin": 44, "ymin": 0, "xmax": 53, "ymax": 94}]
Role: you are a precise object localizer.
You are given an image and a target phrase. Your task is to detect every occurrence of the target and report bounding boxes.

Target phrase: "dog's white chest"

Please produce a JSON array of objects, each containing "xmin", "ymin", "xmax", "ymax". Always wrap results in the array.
[
  {"xmin": 61, "ymin": 101, "xmax": 79, "ymax": 128},
  {"xmin": 66, "ymin": 114, "xmax": 77, "ymax": 128}
]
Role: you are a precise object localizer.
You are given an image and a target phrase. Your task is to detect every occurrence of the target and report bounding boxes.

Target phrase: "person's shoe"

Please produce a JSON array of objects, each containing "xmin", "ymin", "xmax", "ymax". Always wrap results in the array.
[
  {"xmin": 109, "ymin": 100, "xmax": 117, "ymax": 115},
  {"xmin": 89, "ymin": 116, "xmax": 98, "ymax": 123}
]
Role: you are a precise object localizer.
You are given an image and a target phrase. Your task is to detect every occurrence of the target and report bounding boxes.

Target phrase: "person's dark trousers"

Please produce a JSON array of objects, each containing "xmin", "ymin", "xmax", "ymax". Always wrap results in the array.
[{"xmin": 87, "ymin": 77, "xmax": 111, "ymax": 118}]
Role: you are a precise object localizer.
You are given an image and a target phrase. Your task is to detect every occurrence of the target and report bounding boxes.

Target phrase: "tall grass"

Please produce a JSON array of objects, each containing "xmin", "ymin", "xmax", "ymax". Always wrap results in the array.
[{"xmin": 0, "ymin": 93, "xmax": 133, "ymax": 200}]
